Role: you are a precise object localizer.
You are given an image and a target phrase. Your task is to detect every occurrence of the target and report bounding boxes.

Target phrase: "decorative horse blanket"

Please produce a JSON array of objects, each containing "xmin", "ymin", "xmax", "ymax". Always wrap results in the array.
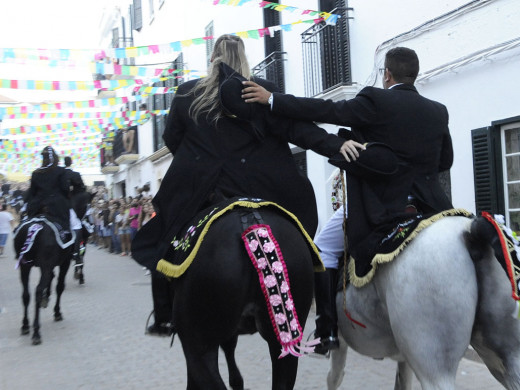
[
  {"xmin": 156, "ymin": 197, "xmax": 324, "ymax": 278},
  {"xmin": 480, "ymin": 212, "xmax": 520, "ymax": 306},
  {"xmin": 243, "ymin": 224, "xmax": 320, "ymax": 357},
  {"xmin": 13, "ymin": 216, "xmax": 76, "ymax": 269},
  {"xmin": 348, "ymin": 209, "xmax": 520, "ymax": 310},
  {"xmin": 348, "ymin": 208, "xmax": 474, "ymax": 287}
]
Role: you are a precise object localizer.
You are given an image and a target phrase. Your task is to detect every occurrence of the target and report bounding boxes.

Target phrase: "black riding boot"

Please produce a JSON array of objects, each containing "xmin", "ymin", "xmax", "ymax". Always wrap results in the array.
[
  {"xmin": 147, "ymin": 271, "xmax": 175, "ymax": 337},
  {"xmin": 313, "ymin": 268, "xmax": 339, "ymax": 355}
]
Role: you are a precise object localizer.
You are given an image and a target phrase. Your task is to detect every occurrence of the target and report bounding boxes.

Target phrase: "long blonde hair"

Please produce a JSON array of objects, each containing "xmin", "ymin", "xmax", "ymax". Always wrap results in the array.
[{"xmin": 189, "ymin": 34, "xmax": 251, "ymax": 125}]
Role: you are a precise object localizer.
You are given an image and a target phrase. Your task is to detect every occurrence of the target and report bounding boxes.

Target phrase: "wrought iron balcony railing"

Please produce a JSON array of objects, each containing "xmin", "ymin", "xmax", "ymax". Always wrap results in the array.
[
  {"xmin": 252, "ymin": 51, "xmax": 287, "ymax": 93},
  {"xmin": 301, "ymin": 7, "xmax": 352, "ymax": 97}
]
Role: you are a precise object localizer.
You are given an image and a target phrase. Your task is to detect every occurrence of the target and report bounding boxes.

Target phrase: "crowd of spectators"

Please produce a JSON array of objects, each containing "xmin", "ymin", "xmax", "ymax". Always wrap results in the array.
[
  {"xmin": 86, "ymin": 185, "xmax": 155, "ymax": 257},
  {"xmin": 1, "ymin": 179, "xmax": 157, "ymax": 259},
  {"xmin": 1, "ymin": 180, "xmax": 29, "ymax": 219}
]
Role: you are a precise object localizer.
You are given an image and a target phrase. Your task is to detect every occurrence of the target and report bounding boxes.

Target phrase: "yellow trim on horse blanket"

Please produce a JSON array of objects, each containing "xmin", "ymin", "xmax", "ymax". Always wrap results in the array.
[
  {"xmin": 348, "ymin": 208, "xmax": 474, "ymax": 288},
  {"xmin": 156, "ymin": 199, "xmax": 324, "ymax": 278}
]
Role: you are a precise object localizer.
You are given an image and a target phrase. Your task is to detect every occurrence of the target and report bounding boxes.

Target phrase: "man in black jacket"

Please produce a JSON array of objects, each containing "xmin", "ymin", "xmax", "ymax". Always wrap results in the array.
[
  {"xmin": 64, "ymin": 156, "xmax": 87, "ymax": 219},
  {"xmin": 64, "ymin": 156, "xmax": 88, "ymax": 283},
  {"xmin": 241, "ymin": 47, "xmax": 454, "ymax": 354},
  {"xmin": 26, "ymin": 147, "xmax": 71, "ymax": 232}
]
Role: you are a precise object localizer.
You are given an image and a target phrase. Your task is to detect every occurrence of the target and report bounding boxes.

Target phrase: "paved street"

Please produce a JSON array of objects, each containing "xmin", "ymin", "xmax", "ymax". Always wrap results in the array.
[{"xmin": 0, "ymin": 236, "xmax": 504, "ymax": 389}]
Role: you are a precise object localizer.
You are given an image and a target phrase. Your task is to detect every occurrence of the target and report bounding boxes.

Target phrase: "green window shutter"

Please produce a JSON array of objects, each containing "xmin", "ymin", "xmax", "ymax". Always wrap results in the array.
[{"xmin": 471, "ymin": 127, "xmax": 498, "ymax": 214}]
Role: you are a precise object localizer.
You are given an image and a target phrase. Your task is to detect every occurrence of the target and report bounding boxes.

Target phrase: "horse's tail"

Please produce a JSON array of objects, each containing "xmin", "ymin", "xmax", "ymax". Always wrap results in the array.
[
  {"xmin": 242, "ymin": 224, "xmax": 320, "ymax": 358},
  {"xmin": 465, "ymin": 214, "xmax": 520, "ymax": 302},
  {"xmin": 464, "ymin": 216, "xmax": 497, "ymax": 263},
  {"xmin": 13, "ymin": 220, "xmax": 45, "ymax": 267}
]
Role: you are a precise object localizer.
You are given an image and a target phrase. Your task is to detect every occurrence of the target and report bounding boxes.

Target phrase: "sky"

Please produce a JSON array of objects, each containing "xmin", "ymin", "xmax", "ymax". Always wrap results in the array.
[
  {"xmin": 0, "ymin": 0, "xmax": 106, "ymax": 49},
  {"xmin": 0, "ymin": 0, "xmax": 115, "ymax": 175},
  {"xmin": 0, "ymin": 0, "xmax": 109, "ymax": 102}
]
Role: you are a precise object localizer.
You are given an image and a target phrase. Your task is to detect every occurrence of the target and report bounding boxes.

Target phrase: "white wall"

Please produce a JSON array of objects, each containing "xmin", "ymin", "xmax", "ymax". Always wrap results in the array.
[{"xmin": 354, "ymin": 0, "xmax": 520, "ymax": 212}]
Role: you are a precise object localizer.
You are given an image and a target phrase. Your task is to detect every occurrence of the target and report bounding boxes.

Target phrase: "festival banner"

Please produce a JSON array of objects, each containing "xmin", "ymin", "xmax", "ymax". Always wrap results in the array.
[
  {"xmin": 0, "ymin": 92, "xmax": 175, "ymax": 119},
  {"xmin": 3, "ymin": 109, "xmax": 169, "ymax": 120},
  {"xmin": 212, "ymin": 0, "xmax": 340, "ymax": 25},
  {"xmin": 0, "ymin": 76, "xmax": 174, "ymax": 91},
  {"xmin": 1, "ymin": 16, "xmax": 330, "ymax": 63},
  {"xmin": 1, "ymin": 117, "xmax": 149, "ymax": 137}
]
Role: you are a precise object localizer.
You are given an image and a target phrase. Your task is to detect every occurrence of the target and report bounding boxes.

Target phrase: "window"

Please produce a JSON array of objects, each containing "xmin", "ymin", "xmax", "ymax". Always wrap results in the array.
[
  {"xmin": 301, "ymin": 0, "xmax": 352, "ymax": 96},
  {"xmin": 502, "ymin": 123, "xmax": 520, "ymax": 232},
  {"xmin": 472, "ymin": 116, "xmax": 520, "ymax": 233},
  {"xmin": 152, "ymin": 82, "xmax": 166, "ymax": 151},
  {"xmin": 112, "ymin": 28, "xmax": 120, "ymax": 48},
  {"xmin": 133, "ymin": 0, "xmax": 143, "ymax": 31},
  {"xmin": 149, "ymin": 0, "xmax": 154, "ymax": 23},
  {"xmin": 153, "ymin": 53, "xmax": 184, "ymax": 152}
]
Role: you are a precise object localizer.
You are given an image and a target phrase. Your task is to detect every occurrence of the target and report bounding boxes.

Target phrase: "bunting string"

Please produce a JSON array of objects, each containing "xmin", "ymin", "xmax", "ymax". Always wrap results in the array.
[
  {"xmin": 0, "ymin": 16, "xmax": 331, "ymax": 63},
  {"xmin": 1, "ymin": 117, "xmax": 149, "ymax": 137},
  {"xmin": 0, "ymin": 92, "xmax": 175, "ymax": 119},
  {"xmin": 0, "ymin": 76, "xmax": 174, "ymax": 91},
  {"xmin": 3, "ymin": 109, "xmax": 169, "ymax": 120},
  {"xmin": 212, "ymin": 0, "xmax": 340, "ymax": 25},
  {"xmin": 90, "ymin": 63, "xmax": 200, "ymax": 78}
]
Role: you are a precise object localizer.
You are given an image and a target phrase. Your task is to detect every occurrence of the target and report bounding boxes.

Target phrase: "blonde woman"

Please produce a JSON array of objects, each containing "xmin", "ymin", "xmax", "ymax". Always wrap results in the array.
[{"xmin": 132, "ymin": 34, "xmax": 348, "ymax": 336}]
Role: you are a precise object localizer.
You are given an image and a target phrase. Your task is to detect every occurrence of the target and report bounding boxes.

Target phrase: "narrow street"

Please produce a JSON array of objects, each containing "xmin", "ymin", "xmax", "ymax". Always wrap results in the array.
[{"xmin": 0, "ymin": 237, "xmax": 502, "ymax": 389}]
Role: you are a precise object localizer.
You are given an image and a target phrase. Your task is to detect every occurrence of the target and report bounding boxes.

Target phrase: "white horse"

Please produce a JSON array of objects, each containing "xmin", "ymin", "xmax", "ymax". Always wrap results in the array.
[{"xmin": 327, "ymin": 216, "xmax": 520, "ymax": 390}]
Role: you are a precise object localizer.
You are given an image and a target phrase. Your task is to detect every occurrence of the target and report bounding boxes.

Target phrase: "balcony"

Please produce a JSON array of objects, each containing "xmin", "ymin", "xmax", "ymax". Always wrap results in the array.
[
  {"xmin": 301, "ymin": 7, "xmax": 352, "ymax": 97},
  {"xmin": 114, "ymin": 153, "xmax": 139, "ymax": 165},
  {"xmin": 252, "ymin": 51, "xmax": 287, "ymax": 93},
  {"xmin": 101, "ymin": 165, "xmax": 120, "ymax": 174}
]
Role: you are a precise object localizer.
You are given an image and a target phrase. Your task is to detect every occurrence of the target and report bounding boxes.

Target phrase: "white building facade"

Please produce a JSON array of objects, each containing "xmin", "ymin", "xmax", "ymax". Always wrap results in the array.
[{"xmin": 98, "ymin": 0, "xmax": 520, "ymax": 234}]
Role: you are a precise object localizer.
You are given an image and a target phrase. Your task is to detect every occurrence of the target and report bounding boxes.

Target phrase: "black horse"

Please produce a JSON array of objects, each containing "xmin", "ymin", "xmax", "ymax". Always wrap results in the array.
[
  {"xmin": 14, "ymin": 218, "xmax": 74, "ymax": 345},
  {"xmin": 168, "ymin": 206, "xmax": 316, "ymax": 389}
]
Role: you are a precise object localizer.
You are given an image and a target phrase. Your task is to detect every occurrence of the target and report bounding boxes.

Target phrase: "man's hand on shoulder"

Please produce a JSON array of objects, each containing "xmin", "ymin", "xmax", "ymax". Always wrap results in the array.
[
  {"xmin": 241, "ymin": 81, "xmax": 271, "ymax": 105},
  {"xmin": 339, "ymin": 140, "xmax": 366, "ymax": 162}
]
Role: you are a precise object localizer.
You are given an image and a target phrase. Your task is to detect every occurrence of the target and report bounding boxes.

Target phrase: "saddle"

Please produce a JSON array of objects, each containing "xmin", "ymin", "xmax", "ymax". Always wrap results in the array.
[
  {"xmin": 348, "ymin": 208, "xmax": 474, "ymax": 287},
  {"xmin": 156, "ymin": 197, "xmax": 323, "ymax": 278},
  {"xmin": 14, "ymin": 216, "xmax": 76, "ymax": 250}
]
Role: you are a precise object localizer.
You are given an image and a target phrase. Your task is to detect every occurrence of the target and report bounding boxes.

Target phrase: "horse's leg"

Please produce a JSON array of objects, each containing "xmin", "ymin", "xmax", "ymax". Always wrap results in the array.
[
  {"xmin": 20, "ymin": 265, "xmax": 31, "ymax": 335},
  {"xmin": 33, "ymin": 267, "xmax": 54, "ymax": 345},
  {"xmin": 255, "ymin": 275, "xmax": 311, "ymax": 390},
  {"xmin": 394, "ymin": 361, "xmax": 414, "ymax": 390},
  {"xmin": 266, "ymin": 340, "xmax": 299, "ymax": 390},
  {"xmin": 182, "ymin": 343, "xmax": 227, "ymax": 390},
  {"xmin": 54, "ymin": 254, "xmax": 71, "ymax": 321},
  {"xmin": 378, "ymin": 239, "xmax": 477, "ymax": 390},
  {"xmin": 220, "ymin": 334, "xmax": 244, "ymax": 390},
  {"xmin": 41, "ymin": 269, "xmax": 54, "ymax": 309},
  {"xmin": 77, "ymin": 244, "xmax": 85, "ymax": 285},
  {"xmin": 470, "ymin": 246, "xmax": 520, "ymax": 389},
  {"xmin": 327, "ymin": 333, "xmax": 348, "ymax": 390}
]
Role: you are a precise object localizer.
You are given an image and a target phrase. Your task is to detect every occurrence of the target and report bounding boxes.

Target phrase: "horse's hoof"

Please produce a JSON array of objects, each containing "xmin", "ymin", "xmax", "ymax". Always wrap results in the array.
[
  {"xmin": 21, "ymin": 326, "xmax": 30, "ymax": 335},
  {"xmin": 54, "ymin": 313, "xmax": 63, "ymax": 321},
  {"xmin": 79, "ymin": 276, "xmax": 85, "ymax": 285},
  {"xmin": 32, "ymin": 337, "xmax": 41, "ymax": 345}
]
